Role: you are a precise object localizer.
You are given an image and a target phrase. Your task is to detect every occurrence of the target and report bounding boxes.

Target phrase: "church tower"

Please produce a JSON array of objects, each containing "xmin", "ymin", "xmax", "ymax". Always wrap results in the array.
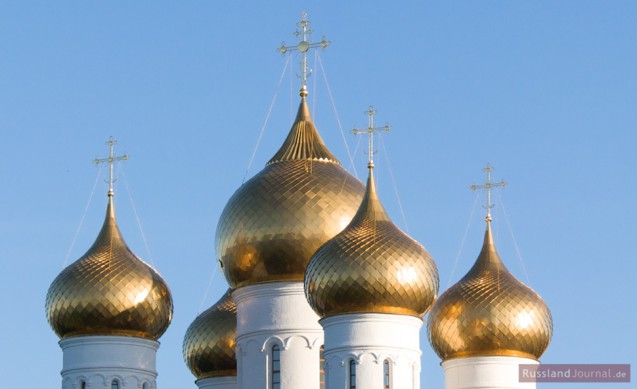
[
  {"xmin": 45, "ymin": 138, "xmax": 173, "ymax": 389},
  {"xmin": 427, "ymin": 164, "xmax": 552, "ymax": 389},
  {"xmin": 215, "ymin": 14, "xmax": 365, "ymax": 389},
  {"xmin": 305, "ymin": 109, "xmax": 439, "ymax": 389}
]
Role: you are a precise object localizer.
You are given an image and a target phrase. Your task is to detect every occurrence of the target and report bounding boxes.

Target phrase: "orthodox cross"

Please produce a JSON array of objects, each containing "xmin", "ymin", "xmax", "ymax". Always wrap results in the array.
[
  {"xmin": 93, "ymin": 137, "xmax": 128, "ymax": 196},
  {"xmin": 277, "ymin": 12, "xmax": 330, "ymax": 96},
  {"xmin": 470, "ymin": 163, "xmax": 506, "ymax": 222},
  {"xmin": 352, "ymin": 106, "xmax": 391, "ymax": 169}
]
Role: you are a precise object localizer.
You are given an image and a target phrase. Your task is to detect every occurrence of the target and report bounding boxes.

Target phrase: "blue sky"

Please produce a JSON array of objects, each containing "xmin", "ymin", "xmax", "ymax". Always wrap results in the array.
[{"xmin": 0, "ymin": 2, "xmax": 635, "ymax": 388}]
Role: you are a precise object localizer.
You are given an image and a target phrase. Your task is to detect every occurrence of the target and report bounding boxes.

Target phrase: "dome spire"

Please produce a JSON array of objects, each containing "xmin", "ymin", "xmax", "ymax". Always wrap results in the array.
[
  {"xmin": 352, "ymin": 106, "xmax": 392, "ymax": 221},
  {"xmin": 468, "ymin": 162, "xmax": 508, "ymax": 278},
  {"xmin": 277, "ymin": 12, "xmax": 330, "ymax": 97},
  {"xmin": 267, "ymin": 14, "xmax": 337, "ymax": 166},
  {"xmin": 352, "ymin": 106, "xmax": 391, "ymax": 170},
  {"xmin": 470, "ymin": 162, "xmax": 506, "ymax": 223},
  {"xmin": 93, "ymin": 136, "xmax": 128, "ymax": 198}
]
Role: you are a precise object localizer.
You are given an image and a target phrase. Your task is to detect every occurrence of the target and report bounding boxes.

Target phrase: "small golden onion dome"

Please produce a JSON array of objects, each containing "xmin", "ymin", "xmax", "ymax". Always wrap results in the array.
[
  {"xmin": 183, "ymin": 290, "xmax": 237, "ymax": 380},
  {"xmin": 305, "ymin": 168, "xmax": 439, "ymax": 318},
  {"xmin": 216, "ymin": 96, "xmax": 365, "ymax": 288},
  {"xmin": 427, "ymin": 223, "xmax": 553, "ymax": 361},
  {"xmin": 45, "ymin": 196, "xmax": 173, "ymax": 340}
]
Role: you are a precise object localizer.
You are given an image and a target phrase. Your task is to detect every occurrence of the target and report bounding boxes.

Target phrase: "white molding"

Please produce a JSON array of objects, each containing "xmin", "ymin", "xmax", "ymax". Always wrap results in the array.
[
  {"xmin": 196, "ymin": 376, "xmax": 237, "ymax": 389},
  {"xmin": 442, "ymin": 356, "xmax": 539, "ymax": 389}
]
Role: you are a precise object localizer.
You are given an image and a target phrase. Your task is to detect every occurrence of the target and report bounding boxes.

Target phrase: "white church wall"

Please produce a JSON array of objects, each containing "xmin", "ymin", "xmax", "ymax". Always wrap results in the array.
[
  {"xmin": 320, "ymin": 313, "xmax": 422, "ymax": 389},
  {"xmin": 59, "ymin": 336, "xmax": 158, "ymax": 389},
  {"xmin": 232, "ymin": 282, "xmax": 323, "ymax": 389}
]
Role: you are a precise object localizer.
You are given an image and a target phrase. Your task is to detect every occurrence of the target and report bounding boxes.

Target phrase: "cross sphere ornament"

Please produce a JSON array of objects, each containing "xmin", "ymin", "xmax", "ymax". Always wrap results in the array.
[
  {"xmin": 277, "ymin": 12, "xmax": 330, "ymax": 96},
  {"xmin": 93, "ymin": 137, "xmax": 128, "ymax": 197},
  {"xmin": 352, "ymin": 106, "xmax": 391, "ymax": 169},
  {"xmin": 470, "ymin": 163, "xmax": 506, "ymax": 222}
]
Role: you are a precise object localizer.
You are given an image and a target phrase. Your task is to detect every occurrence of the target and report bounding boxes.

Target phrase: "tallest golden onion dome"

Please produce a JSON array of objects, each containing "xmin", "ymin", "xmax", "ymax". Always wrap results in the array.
[
  {"xmin": 216, "ymin": 14, "xmax": 364, "ymax": 289},
  {"xmin": 216, "ymin": 95, "xmax": 365, "ymax": 288},
  {"xmin": 427, "ymin": 219, "xmax": 553, "ymax": 361},
  {"xmin": 45, "ymin": 140, "xmax": 173, "ymax": 340}
]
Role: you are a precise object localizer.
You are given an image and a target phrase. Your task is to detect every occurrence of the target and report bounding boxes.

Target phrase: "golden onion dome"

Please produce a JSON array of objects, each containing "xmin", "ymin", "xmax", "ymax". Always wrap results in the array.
[
  {"xmin": 183, "ymin": 290, "xmax": 237, "ymax": 380},
  {"xmin": 427, "ymin": 222, "xmax": 553, "ymax": 361},
  {"xmin": 45, "ymin": 195, "xmax": 173, "ymax": 340},
  {"xmin": 305, "ymin": 167, "xmax": 439, "ymax": 318},
  {"xmin": 216, "ymin": 96, "xmax": 365, "ymax": 288}
]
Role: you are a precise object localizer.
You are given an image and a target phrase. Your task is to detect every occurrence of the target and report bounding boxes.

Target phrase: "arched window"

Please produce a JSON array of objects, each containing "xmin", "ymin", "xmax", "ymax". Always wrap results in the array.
[
  {"xmin": 383, "ymin": 359, "xmax": 391, "ymax": 389},
  {"xmin": 142, "ymin": 383, "xmax": 149, "ymax": 389},
  {"xmin": 349, "ymin": 359, "xmax": 356, "ymax": 389},
  {"xmin": 319, "ymin": 345, "xmax": 325, "ymax": 389},
  {"xmin": 80, "ymin": 381, "xmax": 86, "ymax": 389},
  {"xmin": 111, "ymin": 380, "xmax": 120, "ymax": 389},
  {"xmin": 272, "ymin": 345, "xmax": 281, "ymax": 389}
]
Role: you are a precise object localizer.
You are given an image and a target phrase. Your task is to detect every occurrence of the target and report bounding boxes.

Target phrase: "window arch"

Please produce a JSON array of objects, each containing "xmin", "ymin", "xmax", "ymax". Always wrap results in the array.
[
  {"xmin": 383, "ymin": 359, "xmax": 391, "ymax": 389},
  {"xmin": 319, "ymin": 345, "xmax": 325, "ymax": 389},
  {"xmin": 111, "ymin": 380, "xmax": 120, "ymax": 389},
  {"xmin": 349, "ymin": 359, "xmax": 356, "ymax": 389},
  {"xmin": 271, "ymin": 345, "xmax": 281, "ymax": 389}
]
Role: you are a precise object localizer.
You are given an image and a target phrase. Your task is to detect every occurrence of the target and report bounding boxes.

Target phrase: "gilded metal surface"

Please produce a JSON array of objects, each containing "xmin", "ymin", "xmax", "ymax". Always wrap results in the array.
[
  {"xmin": 183, "ymin": 289, "xmax": 237, "ymax": 379},
  {"xmin": 305, "ymin": 170, "xmax": 439, "ymax": 318},
  {"xmin": 216, "ymin": 98, "xmax": 365, "ymax": 288},
  {"xmin": 427, "ymin": 224, "xmax": 553, "ymax": 361},
  {"xmin": 45, "ymin": 197, "xmax": 173, "ymax": 340},
  {"xmin": 267, "ymin": 96, "xmax": 339, "ymax": 165}
]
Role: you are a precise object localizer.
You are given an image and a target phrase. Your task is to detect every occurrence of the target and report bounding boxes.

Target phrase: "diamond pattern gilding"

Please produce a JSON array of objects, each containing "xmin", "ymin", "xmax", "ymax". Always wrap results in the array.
[
  {"xmin": 427, "ymin": 225, "xmax": 553, "ymax": 361},
  {"xmin": 45, "ymin": 199, "xmax": 173, "ymax": 340},
  {"xmin": 216, "ymin": 99, "xmax": 365, "ymax": 288},
  {"xmin": 305, "ymin": 171, "xmax": 439, "ymax": 318},
  {"xmin": 183, "ymin": 290, "xmax": 237, "ymax": 379}
]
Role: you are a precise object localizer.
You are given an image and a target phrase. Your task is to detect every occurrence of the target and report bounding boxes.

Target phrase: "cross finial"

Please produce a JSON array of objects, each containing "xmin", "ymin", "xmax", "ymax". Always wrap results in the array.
[
  {"xmin": 277, "ymin": 12, "xmax": 330, "ymax": 97},
  {"xmin": 470, "ymin": 162, "xmax": 506, "ymax": 223},
  {"xmin": 352, "ymin": 106, "xmax": 391, "ymax": 169},
  {"xmin": 93, "ymin": 137, "xmax": 128, "ymax": 197}
]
